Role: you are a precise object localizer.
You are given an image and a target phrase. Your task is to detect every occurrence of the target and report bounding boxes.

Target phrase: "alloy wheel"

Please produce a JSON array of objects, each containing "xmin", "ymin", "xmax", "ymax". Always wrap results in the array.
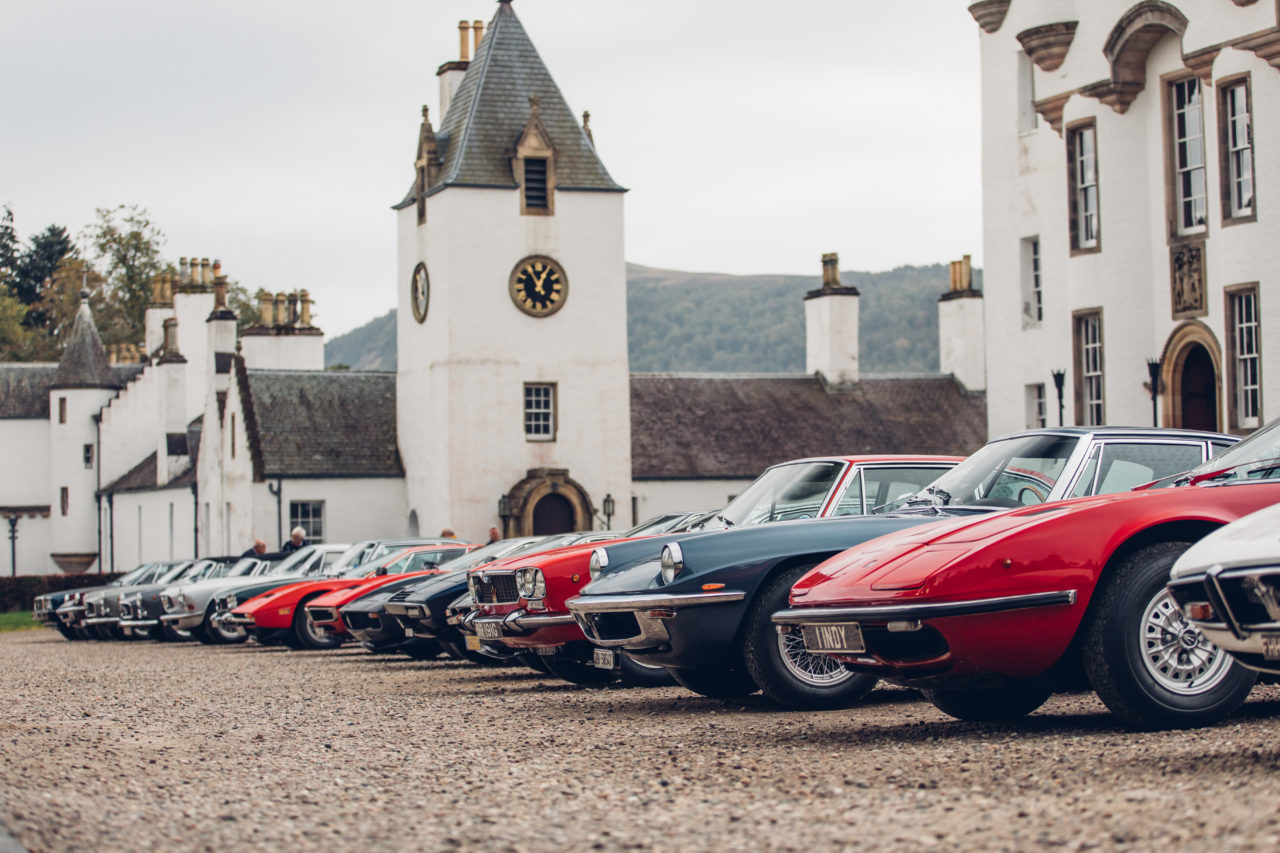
[{"xmin": 1139, "ymin": 589, "xmax": 1231, "ymax": 695}]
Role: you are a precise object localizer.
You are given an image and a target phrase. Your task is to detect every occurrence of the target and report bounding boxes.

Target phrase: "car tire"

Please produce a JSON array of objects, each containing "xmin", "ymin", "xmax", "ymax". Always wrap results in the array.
[
  {"xmin": 92, "ymin": 623, "xmax": 122, "ymax": 641},
  {"xmin": 55, "ymin": 622, "xmax": 79, "ymax": 641},
  {"xmin": 516, "ymin": 652, "xmax": 550, "ymax": 674},
  {"xmin": 72, "ymin": 625, "xmax": 94, "ymax": 641},
  {"xmin": 403, "ymin": 639, "xmax": 444, "ymax": 660},
  {"xmin": 541, "ymin": 645, "xmax": 618, "ymax": 686},
  {"xmin": 202, "ymin": 604, "xmax": 248, "ymax": 645},
  {"xmin": 671, "ymin": 662, "xmax": 760, "ymax": 699},
  {"xmin": 158, "ymin": 621, "xmax": 192, "ymax": 642},
  {"xmin": 742, "ymin": 564, "xmax": 878, "ymax": 710},
  {"xmin": 292, "ymin": 598, "xmax": 344, "ymax": 650},
  {"xmin": 922, "ymin": 685, "xmax": 1053, "ymax": 722},
  {"xmin": 619, "ymin": 654, "xmax": 675, "ymax": 688},
  {"xmin": 1081, "ymin": 540, "xmax": 1256, "ymax": 730}
]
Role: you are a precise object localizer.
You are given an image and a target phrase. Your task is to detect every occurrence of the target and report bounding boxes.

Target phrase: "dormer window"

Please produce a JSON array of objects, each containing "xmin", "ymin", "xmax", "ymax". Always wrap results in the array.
[{"xmin": 514, "ymin": 96, "xmax": 556, "ymax": 216}]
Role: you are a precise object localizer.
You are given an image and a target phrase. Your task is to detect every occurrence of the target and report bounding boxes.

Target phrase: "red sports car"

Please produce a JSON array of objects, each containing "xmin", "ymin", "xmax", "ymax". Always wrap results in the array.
[
  {"xmin": 774, "ymin": 423, "xmax": 1280, "ymax": 729},
  {"xmin": 227, "ymin": 543, "xmax": 476, "ymax": 649},
  {"xmin": 466, "ymin": 455, "xmax": 961, "ymax": 685}
]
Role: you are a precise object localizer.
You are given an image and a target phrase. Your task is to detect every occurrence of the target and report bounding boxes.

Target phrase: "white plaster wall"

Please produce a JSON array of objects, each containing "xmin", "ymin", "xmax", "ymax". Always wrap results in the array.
[
  {"xmin": 144, "ymin": 305, "xmax": 173, "ymax": 357},
  {"xmin": 0, "ymin": 420, "xmax": 50, "ymax": 504},
  {"xmin": 979, "ymin": 1, "xmax": 1280, "ymax": 437},
  {"xmin": 804, "ymin": 293, "xmax": 860, "ymax": 383},
  {"xmin": 255, "ymin": 478, "xmax": 410, "ymax": 547},
  {"xmin": 938, "ymin": 296, "xmax": 987, "ymax": 391},
  {"xmin": 99, "ymin": 366, "xmax": 161, "ymax": 487},
  {"xmin": 214, "ymin": 373, "xmax": 257, "ymax": 556},
  {"xmin": 48, "ymin": 387, "xmax": 116, "ymax": 564},
  {"xmin": 398, "ymin": 186, "xmax": 632, "ymax": 540},
  {"xmin": 6, "ymin": 515, "xmax": 53, "ymax": 576},
  {"xmin": 240, "ymin": 335, "xmax": 325, "ymax": 371},
  {"xmin": 632, "ymin": 479, "xmax": 754, "ymax": 524},
  {"xmin": 108, "ymin": 488, "xmax": 196, "ymax": 568},
  {"xmin": 173, "ymin": 292, "xmax": 214, "ymax": 420}
]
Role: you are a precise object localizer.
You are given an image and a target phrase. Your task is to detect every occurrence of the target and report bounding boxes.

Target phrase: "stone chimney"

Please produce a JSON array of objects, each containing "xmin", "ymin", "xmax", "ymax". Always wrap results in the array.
[
  {"xmin": 257, "ymin": 289, "xmax": 274, "ymax": 326},
  {"xmin": 145, "ymin": 273, "xmax": 175, "ymax": 356},
  {"xmin": 156, "ymin": 318, "xmax": 189, "ymax": 485},
  {"xmin": 804, "ymin": 252, "xmax": 862, "ymax": 384},
  {"xmin": 274, "ymin": 292, "xmax": 287, "ymax": 326},
  {"xmin": 207, "ymin": 270, "xmax": 238, "ymax": 402},
  {"xmin": 938, "ymin": 254, "xmax": 986, "ymax": 391},
  {"xmin": 438, "ymin": 20, "xmax": 472, "ymax": 120}
]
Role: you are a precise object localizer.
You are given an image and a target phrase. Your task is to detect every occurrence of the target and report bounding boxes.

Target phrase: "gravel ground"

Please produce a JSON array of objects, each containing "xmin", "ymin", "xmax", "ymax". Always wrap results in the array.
[{"xmin": 3, "ymin": 629, "xmax": 1280, "ymax": 852}]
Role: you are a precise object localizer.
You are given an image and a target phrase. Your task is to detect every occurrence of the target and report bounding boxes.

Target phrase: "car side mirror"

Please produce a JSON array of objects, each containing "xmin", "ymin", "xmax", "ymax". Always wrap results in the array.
[{"xmin": 375, "ymin": 567, "xmax": 387, "ymax": 576}]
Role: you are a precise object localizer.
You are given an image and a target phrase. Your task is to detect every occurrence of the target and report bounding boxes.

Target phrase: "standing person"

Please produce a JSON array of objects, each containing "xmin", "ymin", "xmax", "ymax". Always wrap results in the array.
[
  {"xmin": 487, "ymin": 526, "xmax": 501, "ymax": 543},
  {"xmin": 241, "ymin": 540, "xmax": 267, "ymax": 557},
  {"xmin": 439, "ymin": 528, "xmax": 457, "ymax": 539},
  {"xmin": 281, "ymin": 526, "xmax": 306, "ymax": 553}
]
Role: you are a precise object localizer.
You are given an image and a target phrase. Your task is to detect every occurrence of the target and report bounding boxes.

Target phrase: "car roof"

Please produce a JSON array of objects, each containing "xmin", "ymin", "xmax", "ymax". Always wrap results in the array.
[
  {"xmin": 766, "ymin": 454, "xmax": 964, "ymax": 467},
  {"xmin": 994, "ymin": 426, "xmax": 1236, "ymax": 442}
]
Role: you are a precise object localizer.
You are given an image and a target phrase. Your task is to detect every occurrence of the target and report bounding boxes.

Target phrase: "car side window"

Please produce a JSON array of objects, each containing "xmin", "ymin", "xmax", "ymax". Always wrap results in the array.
[
  {"xmin": 1079, "ymin": 442, "xmax": 1207, "ymax": 496},
  {"xmin": 863, "ymin": 467, "xmax": 950, "ymax": 512},
  {"xmin": 831, "ymin": 472, "xmax": 865, "ymax": 516}
]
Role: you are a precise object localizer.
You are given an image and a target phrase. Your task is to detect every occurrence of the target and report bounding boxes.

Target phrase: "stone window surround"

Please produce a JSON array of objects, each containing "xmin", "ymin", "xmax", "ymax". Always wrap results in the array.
[
  {"xmin": 1225, "ymin": 282, "xmax": 1263, "ymax": 433},
  {"xmin": 1073, "ymin": 308, "xmax": 1106, "ymax": 426},
  {"xmin": 523, "ymin": 382, "xmax": 557, "ymax": 442},
  {"xmin": 1162, "ymin": 71, "xmax": 1209, "ymax": 239},
  {"xmin": 1066, "ymin": 120, "xmax": 1102, "ymax": 256},
  {"xmin": 1217, "ymin": 72, "xmax": 1258, "ymax": 226}
]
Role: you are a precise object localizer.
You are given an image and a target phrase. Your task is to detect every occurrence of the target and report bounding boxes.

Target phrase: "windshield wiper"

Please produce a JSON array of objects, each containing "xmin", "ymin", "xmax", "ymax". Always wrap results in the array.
[{"xmin": 714, "ymin": 514, "xmax": 735, "ymax": 528}]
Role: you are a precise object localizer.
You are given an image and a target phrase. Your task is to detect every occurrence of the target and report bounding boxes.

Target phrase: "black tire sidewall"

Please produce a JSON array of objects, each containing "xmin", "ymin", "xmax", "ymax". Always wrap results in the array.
[
  {"xmin": 742, "ymin": 564, "xmax": 876, "ymax": 710},
  {"xmin": 1085, "ymin": 541, "xmax": 1256, "ymax": 726},
  {"xmin": 619, "ymin": 653, "xmax": 676, "ymax": 687},
  {"xmin": 293, "ymin": 596, "xmax": 343, "ymax": 649}
]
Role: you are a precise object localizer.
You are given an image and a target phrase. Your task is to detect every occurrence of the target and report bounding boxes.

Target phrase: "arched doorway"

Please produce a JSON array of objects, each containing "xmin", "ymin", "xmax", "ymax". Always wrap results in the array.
[
  {"xmin": 1160, "ymin": 321, "xmax": 1222, "ymax": 432},
  {"xmin": 1180, "ymin": 344, "xmax": 1218, "ymax": 431},
  {"xmin": 499, "ymin": 468, "xmax": 595, "ymax": 537},
  {"xmin": 531, "ymin": 493, "xmax": 575, "ymax": 535},
  {"xmin": 407, "ymin": 510, "xmax": 419, "ymax": 537}
]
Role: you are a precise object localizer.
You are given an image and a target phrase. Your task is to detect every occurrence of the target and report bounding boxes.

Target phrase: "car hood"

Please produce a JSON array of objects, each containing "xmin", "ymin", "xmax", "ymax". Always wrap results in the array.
[
  {"xmin": 167, "ymin": 573, "xmax": 305, "ymax": 603},
  {"xmin": 312, "ymin": 571, "xmax": 441, "ymax": 609},
  {"xmin": 1170, "ymin": 501, "xmax": 1280, "ymax": 579}
]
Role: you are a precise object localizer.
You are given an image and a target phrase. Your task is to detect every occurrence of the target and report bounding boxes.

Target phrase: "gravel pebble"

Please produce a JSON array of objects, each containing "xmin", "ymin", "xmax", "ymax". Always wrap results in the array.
[{"xmin": 3, "ymin": 629, "xmax": 1280, "ymax": 851}]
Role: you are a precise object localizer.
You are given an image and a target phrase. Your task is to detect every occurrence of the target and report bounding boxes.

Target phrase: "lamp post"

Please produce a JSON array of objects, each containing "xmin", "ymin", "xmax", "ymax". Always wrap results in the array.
[
  {"xmin": 602, "ymin": 494, "xmax": 615, "ymax": 529},
  {"xmin": 1051, "ymin": 370, "xmax": 1066, "ymax": 427},
  {"xmin": 7, "ymin": 515, "xmax": 18, "ymax": 578},
  {"xmin": 1147, "ymin": 358, "xmax": 1162, "ymax": 427},
  {"xmin": 497, "ymin": 495, "xmax": 513, "ymax": 537}
]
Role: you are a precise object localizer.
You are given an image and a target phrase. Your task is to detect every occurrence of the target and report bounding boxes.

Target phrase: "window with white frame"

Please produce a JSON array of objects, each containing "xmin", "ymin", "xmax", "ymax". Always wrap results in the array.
[
  {"xmin": 1222, "ymin": 81, "xmax": 1254, "ymax": 220},
  {"xmin": 1230, "ymin": 287, "xmax": 1261, "ymax": 430},
  {"xmin": 524, "ymin": 383, "xmax": 556, "ymax": 441},
  {"xmin": 1026, "ymin": 384, "xmax": 1047, "ymax": 429},
  {"xmin": 1022, "ymin": 237, "xmax": 1042, "ymax": 323},
  {"xmin": 1068, "ymin": 124, "xmax": 1099, "ymax": 250},
  {"xmin": 1075, "ymin": 312, "xmax": 1104, "ymax": 426},
  {"xmin": 1170, "ymin": 78, "xmax": 1207, "ymax": 235},
  {"xmin": 290, "ymin": 501, "xmax": 324, "ymax": 544}
]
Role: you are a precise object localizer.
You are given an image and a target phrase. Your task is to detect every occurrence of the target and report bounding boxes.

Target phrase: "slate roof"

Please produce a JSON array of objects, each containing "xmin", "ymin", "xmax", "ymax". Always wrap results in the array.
[
  {"xmin": 240, "ymin": 367, "xmax": 403, "ymax": 479},
  {"xmin": 396, "ymin": 0, "xmax": 622, "ymax": 207},
  {"xmin": 0, "ymin": 363, "xmax": 142, "ymax": 419},
  {"xmin": 630, "ymin": 374, "xmax": 988, "ymax": 480},
  {"xmin": 102, "ymin": 452, "xmax": 158, "ymax": 494},
  {"xmin": 51, "ymin": 297, "xmax": 120, "ymax": 389}
]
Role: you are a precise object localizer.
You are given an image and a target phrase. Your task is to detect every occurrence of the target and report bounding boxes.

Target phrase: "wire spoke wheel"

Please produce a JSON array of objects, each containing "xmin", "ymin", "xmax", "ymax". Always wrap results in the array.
[
  {"xmin": 775, "ymin": 628, "xmax": 855, "ymax": 687},
  {"xmin": 1139, "ymin": 589, "xmax": 1230, "ymax": 696}
]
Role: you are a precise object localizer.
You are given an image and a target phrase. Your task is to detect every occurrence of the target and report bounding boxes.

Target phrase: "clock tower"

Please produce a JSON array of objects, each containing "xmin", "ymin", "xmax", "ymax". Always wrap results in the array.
[{"xmin": 394, "ymin": 1, "xmax": 632, "ymax": 540}]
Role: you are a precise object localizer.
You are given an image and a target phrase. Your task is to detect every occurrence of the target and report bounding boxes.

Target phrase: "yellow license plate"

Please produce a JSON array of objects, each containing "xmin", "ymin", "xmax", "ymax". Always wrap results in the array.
[{"xmin": 464, "ymin": 634, "xmax": 482, "ymax": 651}]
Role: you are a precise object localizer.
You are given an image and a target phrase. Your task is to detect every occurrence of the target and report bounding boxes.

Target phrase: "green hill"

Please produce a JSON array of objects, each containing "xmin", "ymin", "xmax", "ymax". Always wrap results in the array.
[{"xmin": 324, "ymin": 262, "xmax": 980, "ymax": 374}]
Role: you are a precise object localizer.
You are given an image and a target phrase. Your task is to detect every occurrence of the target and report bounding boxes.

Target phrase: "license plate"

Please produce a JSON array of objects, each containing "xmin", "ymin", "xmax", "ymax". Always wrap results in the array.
[
  {"xmin": 801, "ymin": 623, "xmax": 866, "ymax": 654},
  {"xmin": 1263, "ymin": 634, "xmax": 1280, "ymax": 661},
  {"xmin": 403, "ymin": 627, "xmax": 414, "ymax": 638},
  {"xmin": 464, "ymin": 634, "xmax": 482, "ymax": 651},
  {"xmin": 475, "ymin": 621, "xmax": 504, "ymax": 640},
  {"xmin": 593, "ymin": 648, "xmax": 619, "ymax": 670}
]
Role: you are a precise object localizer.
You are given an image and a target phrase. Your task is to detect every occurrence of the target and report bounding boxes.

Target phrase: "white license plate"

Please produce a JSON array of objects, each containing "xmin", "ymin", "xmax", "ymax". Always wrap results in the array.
[
  {"xmin": 593, "ymin": 648, "xmax": 619, "ymax": 670},
  {"xmin": 403, "ymin": 627, "xmax": 414, "ymax": 638},
  {"xmin": 475, "ymin": 621, "xmax": 504, "ymax": 640},
  {"xmin": 464, "ymin": 634, "xmax": 482, "ymax": 651},
  {"xmin": 801, "ymin": 623, "xmax": 866, "ymax": 654},
  {"xmin": 1263, "ymin": 634, "xmax": 1280, "ymax": 661}
]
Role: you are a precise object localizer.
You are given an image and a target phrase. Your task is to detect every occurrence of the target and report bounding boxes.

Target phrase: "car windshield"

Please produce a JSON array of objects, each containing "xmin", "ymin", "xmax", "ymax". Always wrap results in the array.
[
  {"xmin": 895, "ymin": 434, "xmax": 1080, "ymax": 509},
  {"xmin": 436, "ymin": 537, "xmax": 546, "ymax": 573},
  {"xmin": 263, "ymin": 547, "xmax": 318, "ymax": 576},
  {"xmin": 718, "ymin": 461, "xmax": 846, "ymax": 526},
  {"xmin": 112, "ymin": 564, "xmax": 155, "ymax": 586},
  {"xmin": 1187, "ymin": 416, "xmax": 1280, "ymax": 483},
  {"xmin": 624, "ymin": 514, "xmax": 690, "ymax": 537},
  {"xmin": 329, "ymin": 541, "xmax": 374, "ymax": 571},
  {"xmin": 158, "ymin": 562, "xmax": 195, "ymax": 584}
]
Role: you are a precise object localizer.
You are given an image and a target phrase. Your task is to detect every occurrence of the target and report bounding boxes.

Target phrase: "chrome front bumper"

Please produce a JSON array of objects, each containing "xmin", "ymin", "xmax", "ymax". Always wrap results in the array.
[
  {"xmin": 772, "ymin": 590, "xmax": 1079, "ymax": 626},
  {"xmin": 161, "ymin": 612, "xmax": 204, "ymax": 630},
  {"xmin": 471, "ymin": 610, "xmax": 576, "ymax": 638},
  {"xmin": 216, "ymin": 612, "xmax": 252, "ymax": 627},
  {"xmin": 83, "ymin": 616, "xmax": 120, "ymax": 626},
  {"xmin": 566, "ymin": 590, "xmax": 746, "ymax": 649},
  {"xmin": 119, "ymin": 619, "xmax": 159, "ymax": 629}
]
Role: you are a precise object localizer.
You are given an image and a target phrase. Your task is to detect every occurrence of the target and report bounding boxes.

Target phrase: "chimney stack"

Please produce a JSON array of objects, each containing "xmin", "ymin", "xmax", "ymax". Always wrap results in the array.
[
  {"xmin": 804, "ymin": 252, "xmax": 861, "ymax": 384},
  {"xmin": 473, "ymin": 20, "xmax": 484, "ymax": 54},
  {"xmin": 257, "ymin": 289, "xmax": 274, "ymax": 326},
  {"xmin": 179, "ymin": 257, "xmax": 189, "ymax": 284},
  {"xmin": 200, "ymin": 258, "xmax": 211, "ymax": 287},
  {"xmin": 459, "ymin": 20, "xmax": 471, "ymax": 61},
  {"xmin": 300, "ymin": 290, "xmax": 312, "ymax": 326},
  {"xmin": 937, "ymin": 255, "xmax": 986, "ymax": 391},
  {"xmin": 275, "ymin": 292, "xmax": 287, "ymax": 326}
]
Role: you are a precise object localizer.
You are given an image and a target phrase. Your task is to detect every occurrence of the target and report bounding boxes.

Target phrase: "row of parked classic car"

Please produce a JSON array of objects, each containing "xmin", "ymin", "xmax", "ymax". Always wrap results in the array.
[{"xmin": 33, "ymin": 418, "xmax": 1280, "ymax": 731}]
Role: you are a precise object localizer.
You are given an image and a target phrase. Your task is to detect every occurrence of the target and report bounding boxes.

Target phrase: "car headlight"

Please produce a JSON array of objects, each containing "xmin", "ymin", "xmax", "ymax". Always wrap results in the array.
[
  {"xmin": 660, "ymin": 543, "xmax": 684, "ymax": 585},
  {"xmin": 588, "ymin": 548, "xmax": 608, "ymax": 581},
  {"xmin": 467, "ymin": 575, "xmax": 479, "ymax": 599},
  {"xmin": 516, "ymin": 568, "xmax": 546, "ymax": 600}
]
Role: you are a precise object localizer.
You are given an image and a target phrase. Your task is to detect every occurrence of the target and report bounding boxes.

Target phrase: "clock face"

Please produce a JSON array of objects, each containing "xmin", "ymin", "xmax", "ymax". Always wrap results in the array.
[
  {"xmin": 411, "ymin": 263, "xmax": 429, "ymax": 323},
  {"xmin": 509, "ymin": 256, "xmax": 567, "ymax": 317}
]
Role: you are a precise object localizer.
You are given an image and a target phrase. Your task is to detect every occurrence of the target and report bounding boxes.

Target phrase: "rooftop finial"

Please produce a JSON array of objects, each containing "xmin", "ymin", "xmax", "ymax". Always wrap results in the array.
[
  {"xmin": 582, "ymin": 110, "xmax": 594, "ymax": 146},
  {"xmin": 528, "ymin": 95, "xmax": 540, "ymax": 115}
]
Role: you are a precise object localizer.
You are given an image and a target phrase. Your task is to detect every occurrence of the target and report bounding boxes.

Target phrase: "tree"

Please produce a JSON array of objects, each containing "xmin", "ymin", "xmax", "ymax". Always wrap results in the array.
[
  {"xmin": 82, "ymin": 205, "xmax": 166, "ymax": 346},
  {"xmin": 11, "ymin": 225, "xmax": 74, "ymax": 331},
  {"xmin": 0, "ymin": 206, "xmax": 17, "ymax": 282},
  {"xmin": 227, "ymin": 280, "xmax": 261, "ymax": 331}
]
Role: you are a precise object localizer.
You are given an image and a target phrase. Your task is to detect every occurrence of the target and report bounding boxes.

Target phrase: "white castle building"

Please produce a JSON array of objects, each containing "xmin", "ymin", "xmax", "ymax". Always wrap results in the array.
[
  {"xmin": 0, "ymin": 1, "xmax": 986, "ymax": 576},
  {"xmin": 972, "ymin": 0, "xmax": 1280, "ymax": 437}
]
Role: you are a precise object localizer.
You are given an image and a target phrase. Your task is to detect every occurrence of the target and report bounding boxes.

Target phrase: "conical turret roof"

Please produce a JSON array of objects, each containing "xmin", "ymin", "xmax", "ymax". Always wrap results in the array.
[
  {"xmin": 397, "ymin": 0, "xmax": 623, "ymax": 206},
  {"xmin": 50, "ymin": 292, "xmax": 121, "ymax": 390}
]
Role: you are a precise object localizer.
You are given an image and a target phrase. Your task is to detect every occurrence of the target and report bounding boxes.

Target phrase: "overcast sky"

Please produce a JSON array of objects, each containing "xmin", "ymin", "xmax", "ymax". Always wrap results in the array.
[{"xmin": 0, "ymin": 0, "xmax": 983, "ymax": 337}]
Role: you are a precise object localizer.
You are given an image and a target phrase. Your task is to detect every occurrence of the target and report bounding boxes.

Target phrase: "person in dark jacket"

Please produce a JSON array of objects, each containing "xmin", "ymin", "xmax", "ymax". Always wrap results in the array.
[
  {"xmin": 241, "ymin": 540, "xmax": 267, "ymax": 557},
  {"xmin": 280, "ymin": 527, "xmax": 307, "ymax": 553}
]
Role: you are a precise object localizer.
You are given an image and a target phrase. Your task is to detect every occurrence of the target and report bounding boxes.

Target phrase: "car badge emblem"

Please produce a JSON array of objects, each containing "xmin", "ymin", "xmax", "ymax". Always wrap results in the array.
[{"xmin": 1241, "ymin": 576, "xmax": 1280, "ymax": 622}]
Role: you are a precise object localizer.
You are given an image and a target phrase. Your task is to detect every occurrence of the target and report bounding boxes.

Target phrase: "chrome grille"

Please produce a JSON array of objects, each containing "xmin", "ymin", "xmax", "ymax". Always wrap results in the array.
[{"xmin": 472, "ymin": 573, "xmax": 519, "ymax": 605}]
